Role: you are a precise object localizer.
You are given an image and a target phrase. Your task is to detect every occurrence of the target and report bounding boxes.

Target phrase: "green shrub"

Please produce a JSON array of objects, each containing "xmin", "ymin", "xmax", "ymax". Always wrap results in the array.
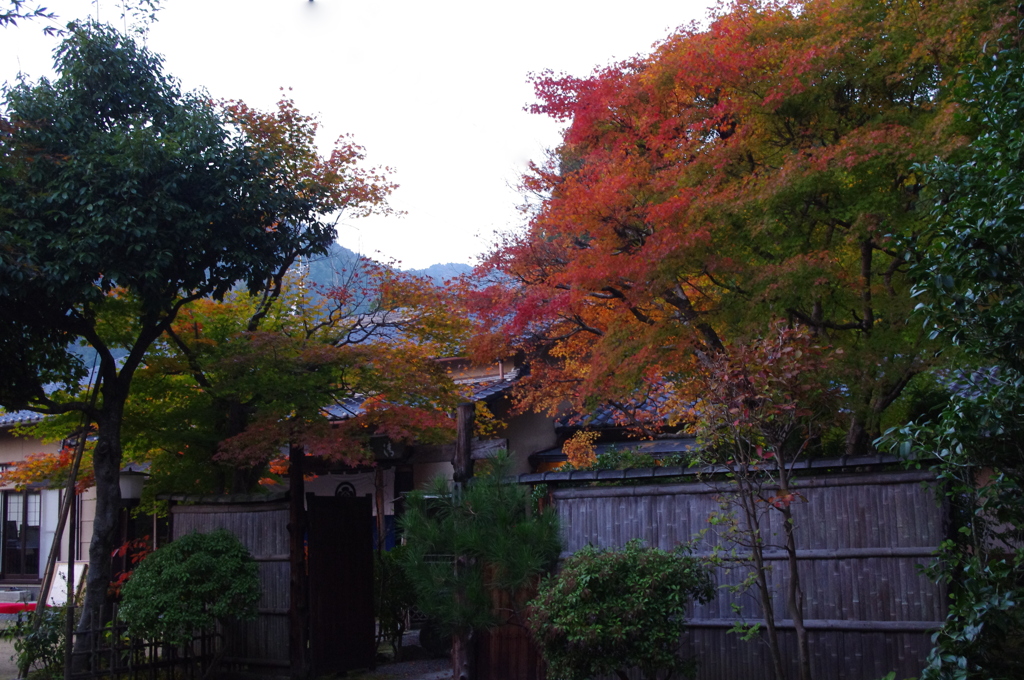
[
  {"xmin": 399, "ymin": 454, "xmax": 561, "ymax": 636},
  {"xmin": 119, "ymin": 529, "xmax": 260, "ymax": 645},
  {"xmin": 528, "ymin": 539, "xmax": 715, "ymax": 680},
  {"xmin": 375, "ymin": 544, "xmax": 417, "ymax": 658}
]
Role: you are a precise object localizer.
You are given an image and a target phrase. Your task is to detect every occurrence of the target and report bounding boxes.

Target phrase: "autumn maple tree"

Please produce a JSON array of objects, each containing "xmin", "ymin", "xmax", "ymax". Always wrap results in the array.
[
  {"xmin": 472, "ymin": 0, "xmax": 1017, "ymax": 455},
  {"xmin": 120, "ymin": 257, "xmax": 469, "ymax": 500},
  {"xmin": 690, "ymin": 325, "xmax": 841, "ymax": 680}
]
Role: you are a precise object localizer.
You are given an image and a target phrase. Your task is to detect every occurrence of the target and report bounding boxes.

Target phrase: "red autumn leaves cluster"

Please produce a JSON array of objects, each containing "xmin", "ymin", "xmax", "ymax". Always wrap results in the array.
[{"xmin": 470, "ymin": 0, "xmax": 1016, "ymax": 452}]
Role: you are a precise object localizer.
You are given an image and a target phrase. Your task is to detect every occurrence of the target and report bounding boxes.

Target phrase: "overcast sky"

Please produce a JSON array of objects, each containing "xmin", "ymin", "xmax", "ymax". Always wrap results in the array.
[{"xmin": 2, "ymin": 0, "xmax": 712, "ymax": 269}]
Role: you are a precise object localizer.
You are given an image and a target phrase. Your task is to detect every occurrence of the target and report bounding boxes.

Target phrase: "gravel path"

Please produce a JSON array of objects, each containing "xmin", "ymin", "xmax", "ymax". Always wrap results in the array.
[
  {"xmin": 0, "ymin": 629, "xmax": 453, "ymax": 680},
  {"xmin": 0, "ymin": 638, "xmax": 18, "ymax": 680},
  {"xmin": 356, "ymin": 657, "xmax": 451, "ymax": 680}
]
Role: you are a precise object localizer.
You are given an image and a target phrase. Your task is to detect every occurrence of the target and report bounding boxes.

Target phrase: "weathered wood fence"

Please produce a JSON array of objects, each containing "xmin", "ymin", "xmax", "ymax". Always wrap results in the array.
[
  {"xmin": 519, "ymin": 458, "xmax": 948, "ymax": 680},
  {"xmin": 67, "ymin": 606, "xmax": 221, "ymax": 680},
  {"xmin": 168, "ymin": 492, "xmax": 374, "ymax": 679},
  {"xmin": 171, "ymin": 496, "xmax": 291, "ymax": 676}
]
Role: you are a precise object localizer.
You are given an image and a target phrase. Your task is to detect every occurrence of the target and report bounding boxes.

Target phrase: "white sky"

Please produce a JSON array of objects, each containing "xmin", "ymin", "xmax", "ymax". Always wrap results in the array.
[{"xmin": 2, "ymin": 0, "xmax": 712, "ymax": 269}]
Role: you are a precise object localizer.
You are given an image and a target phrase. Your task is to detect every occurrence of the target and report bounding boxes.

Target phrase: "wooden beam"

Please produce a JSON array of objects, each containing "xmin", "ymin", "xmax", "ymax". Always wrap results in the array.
[
  {"xmin": 288, "ymin": 443, "xmax": 309, "ymax": 680},
  {"xmin": 452, "ymin": 403, "xmax": 475, "ymax": 487}
]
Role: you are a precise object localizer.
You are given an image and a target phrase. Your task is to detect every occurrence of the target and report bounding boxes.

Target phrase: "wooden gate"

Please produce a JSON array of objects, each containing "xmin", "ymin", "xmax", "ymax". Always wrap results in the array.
[
  {"xmin": 307, "ymin": 494, "xmax": 375, "ymax": 676},
  {"xmin": 170, "ymin": 491, "xmax": 376, "ymax": 678},
  {"xmin": 475, "ymin": 576, "xmax": 545, "ymax": 680}
]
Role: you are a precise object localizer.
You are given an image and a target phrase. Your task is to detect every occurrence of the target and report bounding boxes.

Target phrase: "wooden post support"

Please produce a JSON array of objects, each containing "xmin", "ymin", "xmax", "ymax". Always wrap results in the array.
[
  {"xmin": 451, "ymin": 402, "xmax": 476, "ymax": 680},
  {"xmin": 63, "ymin": 484, "xmax": 76, "ymax": 680},
  {"xmin": 374, "ymin": 466, "xmax": 387, "ymax": 553},
  {"xmin": 288, "ymin": 443, "xmax": 310, "ymax": 680},
  {"xmin": 452, "ymin": 403, "xmax": 475, "ymax": 488}
]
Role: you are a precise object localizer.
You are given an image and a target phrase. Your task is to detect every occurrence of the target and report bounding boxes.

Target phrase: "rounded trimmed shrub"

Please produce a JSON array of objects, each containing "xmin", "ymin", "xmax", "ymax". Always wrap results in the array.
[
  {"xmin": 119, "ymin": 529, "xmax": 260, "ymax": 645},
  {"xmin": 528, "ymin": 539, "xmax": 714, "ymax": 680}
]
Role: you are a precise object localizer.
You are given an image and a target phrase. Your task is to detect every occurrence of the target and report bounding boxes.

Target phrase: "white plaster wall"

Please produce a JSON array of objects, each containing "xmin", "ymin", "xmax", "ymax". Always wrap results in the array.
[
  {"xmin": 304, "ymin": 469, "xmax": 395, "ymax": 516},
  {"xmin": 0, "ymin": 431, "xmax": 61, "ymax": 468},
  {"xmin": 413, "ymin": 461, "xmax": 453, "ymax": 490},
  {"xmin": 38, "ymin": 489, "xmax": 60, "ymax": 578}
]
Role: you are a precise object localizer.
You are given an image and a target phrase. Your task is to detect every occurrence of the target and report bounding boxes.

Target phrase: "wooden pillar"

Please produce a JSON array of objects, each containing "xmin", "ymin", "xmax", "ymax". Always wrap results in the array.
[
  {"xmin": 374, "ymin": 466, "xmax": 387, "ymax": 553},
  {"xmin": 452, "ymin": 403, "xmax": 475, "ymax": 488},
  {"xmin": 451, "ymin": 402, "xmax": 476, "ymax": 680},
  {"xmin": 288, "ymin": 443, "xmax": 309, "ymax": 679},
  {"xmin": 63, "ymin": 487, "xmax": 76, "ymax": 680}
]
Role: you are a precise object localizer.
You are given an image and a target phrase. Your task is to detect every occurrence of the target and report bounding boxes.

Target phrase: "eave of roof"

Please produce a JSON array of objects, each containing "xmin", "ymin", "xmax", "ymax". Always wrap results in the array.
[
  {"xmin": 532, "ymin": 437, "xmax": 697, "ymax": 462},
  {"xmin": 0, "ymin": 410, "xmax": 47, "ymax": 428},
  {"xmin": 323, "ymin": 373, "xmax": 518, "ymax": 422}
]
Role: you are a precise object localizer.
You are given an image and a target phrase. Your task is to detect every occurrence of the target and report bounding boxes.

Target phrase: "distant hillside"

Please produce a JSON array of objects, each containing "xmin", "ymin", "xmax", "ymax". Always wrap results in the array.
[
  {"xmin": 303, "ymin": 244, "xmax": 471, "ymax": 288},
  {"xmin": 407, "ymin": 262, "xmax": 472, "ymax": 284},
  {"xmin": 302, "ymin": 243, "xmax": 366, "ymax": 289}
]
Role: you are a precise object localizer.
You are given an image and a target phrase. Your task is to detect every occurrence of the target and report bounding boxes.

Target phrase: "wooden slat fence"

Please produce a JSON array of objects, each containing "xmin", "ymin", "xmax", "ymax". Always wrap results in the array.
[
  {"xmin": 171, "ymin": 499, "xmax": 290, "ymax": 677},
  {"xmin": 67, "ymin": 606, "xmax": 221, "ymax": 680},
  {"xmin": 542, "ymin": 465, "xmax": 947, "ymax": 680}
]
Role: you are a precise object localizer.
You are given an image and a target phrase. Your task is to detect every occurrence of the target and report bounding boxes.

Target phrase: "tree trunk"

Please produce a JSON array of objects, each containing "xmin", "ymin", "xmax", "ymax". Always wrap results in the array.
[
  {"xmin": 289, "ymin": 443, "xmax": 310, "ymax": 679},
  {"xmin": 777, "ymin": 493, "xmax": 811, "ymax": 680},
  {"xmin": 450, "ymin": 404, "xmax": 477, "ymax": 680},
  {"xmin": 844, "ymin": 416, "xmax": 870, "ymax": 457},
  {"xmin": 73, "ymin": 397, "xmax": 125, "ymax": 670},
  {"xmin": 737, "ymin": 478, "xmax": 787, "ymax": 680}
]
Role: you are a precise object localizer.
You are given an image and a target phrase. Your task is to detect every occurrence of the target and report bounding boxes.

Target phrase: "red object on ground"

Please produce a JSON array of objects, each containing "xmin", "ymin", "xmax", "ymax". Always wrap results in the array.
[{"xmin": 0, "ymin": 602, "xmax": 36, "ymax": 614}]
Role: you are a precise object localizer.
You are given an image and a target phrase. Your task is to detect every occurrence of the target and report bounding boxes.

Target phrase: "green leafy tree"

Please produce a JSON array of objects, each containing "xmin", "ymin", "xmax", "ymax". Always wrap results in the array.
[
  {"xmin": 881, "ymin": 21, "xmax": 1024, "ymax": 680},
  {"xmin": 528, "ymin": 539, "xmax": 714, "ymax": 680},
  {"xmin": 119, "ymin": 529, "xmax": 260, "ymax": 646},
  {"xmin": 0, "ymin": 22, "xmax": 383, "ymax": 641},
  {"xmin": 0, "ymin": 0, "xmax": 56, "ymax": 31},
  {"xmin": 399, "ymin": 455, "xmax": 562, "ymax": 680}
]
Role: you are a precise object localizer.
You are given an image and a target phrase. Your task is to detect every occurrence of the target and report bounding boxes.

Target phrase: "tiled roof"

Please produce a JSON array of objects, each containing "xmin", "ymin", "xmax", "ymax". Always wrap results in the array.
[
  {"xmin": 555, "ymin": 389, "xmax": 676, "ymax": 431},
  {"xmin": 533, "ymin": 437, "xmax": 697, "ymax": 461},
  {"xmin": 467, "ymin": 377, "xmax": 517, "ymax": 402},
  {"xmin": 323, "ymin": 397, "xmax": 367, "ymax": 420},
  {"xmin": 323, "ymin": 374, "xmax": 518, "ymax": 422},
  {"xmin": 0, "ymin": 367, "xmax": 101, "ymax": 430},
  {"xmin": 0, "ymin": 410, "xmax": 47, "ymax": 428}
]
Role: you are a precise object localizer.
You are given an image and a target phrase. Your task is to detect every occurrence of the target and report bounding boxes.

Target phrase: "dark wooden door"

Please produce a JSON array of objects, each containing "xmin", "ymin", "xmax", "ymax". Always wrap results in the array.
[{"xmin": 307, "ymin": 494, "xmax": 375, "ymax": 676}]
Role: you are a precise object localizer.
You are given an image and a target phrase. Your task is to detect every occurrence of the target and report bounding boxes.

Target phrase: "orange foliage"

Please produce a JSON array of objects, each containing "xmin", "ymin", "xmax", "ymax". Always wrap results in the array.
[
  {"xmin": 470, "ymin": 0, "xmax": 1015, "ymax": 450},
  {"xmin": 0, "ymin": 442, "xmax": 94, "ymax": 491},
  {"xmin": 562, "ymin": 430, "xmax": 599, "ymax": 468}
]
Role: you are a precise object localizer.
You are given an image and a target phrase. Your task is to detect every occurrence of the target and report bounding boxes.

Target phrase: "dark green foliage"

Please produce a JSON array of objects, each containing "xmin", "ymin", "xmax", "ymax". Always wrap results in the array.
[
  {"xmin": 398, "ymin": 455, "xmax": 561, "ymax": 637},
  {"xmin": 0, "ymin": 22, "xmax": 334, "ymax": 627},
  {"xmin": 528, "ymin": 539, "xmax": 715, "ymax": 680},
  {"xmin": 0, "ymin": 20, "xmax": 333, "ymax": 409},
  {"xmin": 881, "ymin": 23, "xmax": 1024, "ymax": 680},
  {"xmin": 375, "ymin": 544, "xmax": 417, "ymax": 658},
  {"xmin": 118, "ymin": 529, "xmax": 260, "ymax": 645},
  {"xmin": 911, "ymin": 39, "xmax": 1024, "ymax": 377}
]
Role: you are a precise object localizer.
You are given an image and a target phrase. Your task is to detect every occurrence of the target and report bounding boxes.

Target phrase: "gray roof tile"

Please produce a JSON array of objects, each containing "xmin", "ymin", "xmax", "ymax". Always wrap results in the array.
[
  {"xmin": 323, "ymin": 376, "xmax": 517, "ymax": 422},
  {"xmin": 0, "ymin": 410, "xmax": 47, "ymax": 428}
]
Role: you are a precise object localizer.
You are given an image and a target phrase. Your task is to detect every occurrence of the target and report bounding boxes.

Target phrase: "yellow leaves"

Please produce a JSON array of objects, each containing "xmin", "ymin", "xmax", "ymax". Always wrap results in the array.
[
  {"xmin": 473, "ymin": 402, "xmax": 505, "ymax": 439},
  {"xmin": 563, "ymin": 430, "xmax": 600, "ymax": 468}
]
